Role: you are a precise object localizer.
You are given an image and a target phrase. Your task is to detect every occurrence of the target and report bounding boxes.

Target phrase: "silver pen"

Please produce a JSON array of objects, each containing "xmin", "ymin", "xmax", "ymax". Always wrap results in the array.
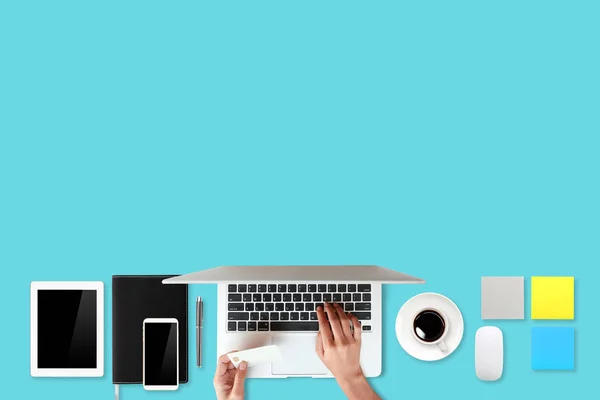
[{"xmin": 196, "ymin": 297, "xmax": 203, "ymax": 367}]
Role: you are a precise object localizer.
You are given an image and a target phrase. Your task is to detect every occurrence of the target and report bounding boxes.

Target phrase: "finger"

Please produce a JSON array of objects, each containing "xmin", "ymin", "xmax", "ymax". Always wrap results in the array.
[
  {"xmin": 349, "ymin": 313, "xmax": 362, "ymax": 343},
  {"xmin": 334, "ymin": 303, "xmax": 352, "ymax": 337},
  {"xmin": 315, "ymin": 331, "xmax": 324, "ymax": 359},
  {"xmin": 316, "ymin": 306, "xmax": 333, "ymax": 346},
  {"xmin": 232, "ymin": 361, "xmax": 248, "ymax": 397},
  {"xmin": 325, "ymin": 302, "xmax": 345, "ymax": 339},
  {"xmin": 216, "ymin": 354, "xmax": 233, "ymax": 376}
]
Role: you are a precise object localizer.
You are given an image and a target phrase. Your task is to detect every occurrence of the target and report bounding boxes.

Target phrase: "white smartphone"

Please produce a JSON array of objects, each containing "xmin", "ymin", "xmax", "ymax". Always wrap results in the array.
[{"xmin": 143, "ymin": 318, "xmax": 179, "ymax": 391}]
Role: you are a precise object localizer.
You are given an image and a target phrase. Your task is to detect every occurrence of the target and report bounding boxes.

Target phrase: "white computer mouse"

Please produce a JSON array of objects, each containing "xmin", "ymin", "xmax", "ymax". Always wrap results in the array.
[{"xmin": 475, "ymin": 326, "xmax": 503, "ymax": 381}]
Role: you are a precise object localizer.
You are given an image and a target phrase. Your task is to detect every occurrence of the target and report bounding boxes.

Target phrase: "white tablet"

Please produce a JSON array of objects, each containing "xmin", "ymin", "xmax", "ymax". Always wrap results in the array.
[{"xmin": 30, "ymin": 281, "xmax": 104, "ymax": 377}]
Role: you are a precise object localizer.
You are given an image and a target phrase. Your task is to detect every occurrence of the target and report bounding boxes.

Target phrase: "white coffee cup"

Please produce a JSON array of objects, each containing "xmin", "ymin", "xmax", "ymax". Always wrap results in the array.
[{"xmin": 411, "ymin": 308, "xmax": 449, "ymax": 352}]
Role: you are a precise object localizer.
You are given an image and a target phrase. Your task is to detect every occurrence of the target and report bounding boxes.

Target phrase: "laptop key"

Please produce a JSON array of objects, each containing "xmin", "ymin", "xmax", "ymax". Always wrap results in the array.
[
  {"xmin": 333, "ymin": 293, "xmax": 341, "ymax": 302},
  {"xmin": 295, "ymin": 303, "xmax": 304, "ymax": 311},
  {"xmin": 248, "ymin": 284, "xmax": 257, "ymax": 292},
  {"xmin": 343, "ymin": 293, "xmax": 351, "ymax": 302},
  {"xmin": 273, "ymin": 293, "xmax": 282, "ymax": 302},
  {"xmin": 245, "ymin": 303, "xmax": 254, "ymax": 311},
  {"xmin": 260, "ymin": 312, "xmax": 269, "ymax": 321},
  {"xmin": 313, "ymin": 293, "xmax": 322, "ymax": 302},
  {"xmin": 310, "ymin": 312, "xmax": 317, "ymax": 320},
  {"xmin": 238, "ymin": 322, "xmax": 247, "ymax": 331},
  {"xmin": 229, "ymin": 303, "xmax": 244, "ymax": 311},
  {"xmin": 277, "ymin": 284, "xmax": 286, "ymax": 292},
  {"xmin": 353, "ymin": 293, "xmax": 361, "ymax": 302},
  {"xmin": 270, "ymin": 322, "xmax": 319, "ymax": 331},
  {"xmin": 270, "ymin": 312, "xmax": 279, "ymax": 320},
  {"xmin": 258, "ymin": 322, "xmax": 269, "ymax": 331},
  {"xmin": 248, "ymin": 322, "xmax": 257, "ymax": 331},
  {"xmin": 303, "ymin": 294, "xmax": 311, "ymax": 302},
  {"xmin": 338, "ymin": 284, "xmax": 346, "ymax": 292},
  {"xmin": 228, "ymin": 322, "xmax": 236, "ymax": 331},
  {"xmin": 283, "ymin": 294, "xmax": 292, "ymax": 302},
  {"xmin": 256, "ymin": 303, "xmax": 264, "ymax": 311},
  {"xmin": 308, "ymin": 284, "xmax": 317, "ymax": 292},
  {"xmin": 290, "ymin": 312, "xmax": 299, "ymax": 321},
  {"xmin": 275, "ymin": 302, "xmax": 284, "ymax": 311},
  {"xmin": 243, "ymin": 294, "xmax": 252, "ymax": 302},
  {"xmin": 345, "ymin": 303, "xmax": 354, "ymax": 312},
  {"xmin": 306, "ymin": 303, "xmax": 314, "ymax": 311},
  {"xmin": 358, "ymin": 284, "xmax": 371, "ymax": 292},
  {"xmin": 362, "ymin": 325, "xmax": 371, "ymax": 331},
  {"xmin": 328, "ymin": 284, "xmax": 336, "ymax": 292},
  {"xmin": 238, "ymin": 284, "xmax": 247, "ymax": 292},
  {"xmin": 228, "ymin": 294, "xmax": 242, "ymax": 302},
  {"xmin": 352, "ymin": 312, "xmax": 371, "ymax": 320},
  {"xmin": 298, "ymin": 284, "xmax": 307, "ymax": 292},
  {"xmin": 280, "ymin": 312, "xmax": 289, "ymax": 320},
  {"xmin": 300, "ymin": 312, "xmax": 309, "ymax": 320},
  {"xmin": 253, "ymin": 294, "xmax": 261, "ymax": 302},
  {"xmin": 348, "ymin": 284, "xmax": 357, "ymax": 292},
  {"xmin": 258, "ymin": 284, "xmax": 266, "ymax": 292},
  {"xmin": 318, "ymin": 284, "xmax": 326, "ymax": 292},
  {"xmin": 323, "ymin": 293, "xmax": 332, "ymax": 302},
  {"xmin": 355, "ymin": 303, "xmax": 371, "ymax": 311},
  {"xmin": 266, "ymin": 303, "xmax": 274, "ymax": 311},
  {"xmin": 228, "ymin": 312, "xmax": 249, "ymax": 320},
  {"xmin": 315, "ymin": 303, "xmax": 324, "ymax": 310},
  {"xmin": 363, "ymin": 293, "xmax": 371, "ymax": 301},
  {"xmin": 288, "ymin": 284, "xmax": 297, "ymax": 292},
  {"xmin": 268, "ymin": 284, "xmax": 277, "ymax": 293},
  {"xmin": 263, "ymin": 294, "xmax": 272, "ymax": 302},
  {"xmin": 250, "ymin": 312, "xmax": 259, "ymax": 320},
  {"xmin": 285, "ymin": 303, "xmax": 294, "ymax": 311},
  {"xmin": 228, "ymin": 284, "xmax": 237, "ymax": 292},
  {"xmin": 293, "ymin": 294, "xmax": 301, "ymax": 302}
]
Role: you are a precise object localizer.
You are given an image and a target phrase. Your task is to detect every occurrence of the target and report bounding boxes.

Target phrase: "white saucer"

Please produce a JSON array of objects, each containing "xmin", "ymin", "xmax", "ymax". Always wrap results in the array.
[{"xmin": 395, "ymin": 292, "xmax": 464, "ymax": 361}]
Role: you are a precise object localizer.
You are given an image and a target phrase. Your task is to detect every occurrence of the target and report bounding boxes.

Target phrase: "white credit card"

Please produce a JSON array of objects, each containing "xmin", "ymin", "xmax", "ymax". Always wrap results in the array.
[{"xmin": 227, "ymin": 345, "xmax": 282, "ymax": 368}]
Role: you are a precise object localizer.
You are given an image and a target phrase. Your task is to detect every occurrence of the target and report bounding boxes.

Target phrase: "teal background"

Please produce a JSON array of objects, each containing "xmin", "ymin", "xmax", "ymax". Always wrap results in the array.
[{"xmin": 1, "ymin": 0, "xmax": 598, "ymax": 399}]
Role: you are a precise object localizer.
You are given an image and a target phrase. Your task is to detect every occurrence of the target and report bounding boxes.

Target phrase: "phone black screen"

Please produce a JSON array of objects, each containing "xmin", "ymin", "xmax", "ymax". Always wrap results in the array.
[{"xmin": 144, "ymin": 322, "xmax": 178, "ymax": 386}]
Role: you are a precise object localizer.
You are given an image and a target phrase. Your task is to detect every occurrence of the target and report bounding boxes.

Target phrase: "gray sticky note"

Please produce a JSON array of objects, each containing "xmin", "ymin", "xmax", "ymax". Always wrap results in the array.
[{"xmin": 481, "ymin": 277, "xmax": 524, "ymax": 320}]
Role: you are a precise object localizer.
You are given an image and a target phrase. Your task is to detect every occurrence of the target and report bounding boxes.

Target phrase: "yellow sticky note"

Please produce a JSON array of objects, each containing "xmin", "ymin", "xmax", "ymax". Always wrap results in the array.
[{"xmin": 531, "ymin": 277, "xmax": 574, "ymax": 320}]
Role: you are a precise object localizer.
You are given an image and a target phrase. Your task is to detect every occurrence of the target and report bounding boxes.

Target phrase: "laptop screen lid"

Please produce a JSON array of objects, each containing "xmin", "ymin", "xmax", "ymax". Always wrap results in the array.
[{"xmin": 163, "ymin": 265, "xmax": 424, "ymax": 284}]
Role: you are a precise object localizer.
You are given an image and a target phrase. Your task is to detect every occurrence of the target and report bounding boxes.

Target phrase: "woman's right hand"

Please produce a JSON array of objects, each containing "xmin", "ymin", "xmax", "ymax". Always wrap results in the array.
[{"xmin": 315, "ymin": 302, "xmax": 381, "ymax": 400}]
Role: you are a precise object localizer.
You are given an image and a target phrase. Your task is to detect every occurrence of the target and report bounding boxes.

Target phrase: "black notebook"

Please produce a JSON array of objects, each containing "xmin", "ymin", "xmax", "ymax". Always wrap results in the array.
[{"xmin": 112, "ymin": 275, "xmax": 188, "ymax": 384}]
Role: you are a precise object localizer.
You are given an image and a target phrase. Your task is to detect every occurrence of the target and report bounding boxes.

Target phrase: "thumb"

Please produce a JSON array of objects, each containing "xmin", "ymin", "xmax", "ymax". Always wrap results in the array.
[
  {"xmin": 232, "ymin": 361, "xmax": 248, "ymax": 397},
  {"xmin": 315, "ymin": 331, "xmax": 324, "ymax": 359}
]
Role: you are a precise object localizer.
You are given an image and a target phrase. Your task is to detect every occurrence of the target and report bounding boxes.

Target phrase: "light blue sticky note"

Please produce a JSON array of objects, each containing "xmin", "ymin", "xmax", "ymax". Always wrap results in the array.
[{"xmin": 531, "ymin": 327, "xmax": 575, "ymax": 370}]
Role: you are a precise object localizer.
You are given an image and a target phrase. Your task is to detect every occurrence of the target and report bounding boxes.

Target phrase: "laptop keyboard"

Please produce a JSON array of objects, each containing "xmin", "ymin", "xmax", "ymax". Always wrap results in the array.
[{"xmin": 227, "ymin": 283, "xmax": 372, "ymax": 333}]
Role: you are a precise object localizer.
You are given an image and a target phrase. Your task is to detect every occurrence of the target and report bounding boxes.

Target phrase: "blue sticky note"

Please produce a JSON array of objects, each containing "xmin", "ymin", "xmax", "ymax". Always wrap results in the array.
[{"xmin": 531, "ymin": 327, "xmax": 575, "ymax": 370}]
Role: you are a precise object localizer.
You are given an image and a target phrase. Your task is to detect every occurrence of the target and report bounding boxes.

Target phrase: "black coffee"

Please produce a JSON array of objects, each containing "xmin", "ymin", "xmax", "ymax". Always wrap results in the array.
[{"xmin": 413, "ymin": 310, "xmax": 446, "ymax": 342}]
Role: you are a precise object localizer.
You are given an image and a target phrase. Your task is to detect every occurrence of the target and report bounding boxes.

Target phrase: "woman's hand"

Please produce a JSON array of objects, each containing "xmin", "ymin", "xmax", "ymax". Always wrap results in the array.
[
  {"xmin": 315, "ymin": 302, "xmax": 381, "ymax": 400},
  {"xmin": 214, "ymin": 353, "xmax": 248, "ymax": 400},
  {"xmin": 315, "ymin": 302, "xmax": 363, "ymax": 380}
]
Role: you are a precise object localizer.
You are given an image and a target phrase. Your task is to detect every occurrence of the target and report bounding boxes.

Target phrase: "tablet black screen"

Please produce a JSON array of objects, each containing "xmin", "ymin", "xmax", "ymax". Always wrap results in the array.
[{"xmin": 38, "ymin": 290, "xmax": 97, "ymax": 368}]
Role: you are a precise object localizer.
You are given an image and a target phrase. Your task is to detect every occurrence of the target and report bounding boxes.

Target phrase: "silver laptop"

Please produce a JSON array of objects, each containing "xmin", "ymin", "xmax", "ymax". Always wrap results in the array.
[{"xmin": 164, "ymin": 265, "xmax": 424, "ymax": 378}]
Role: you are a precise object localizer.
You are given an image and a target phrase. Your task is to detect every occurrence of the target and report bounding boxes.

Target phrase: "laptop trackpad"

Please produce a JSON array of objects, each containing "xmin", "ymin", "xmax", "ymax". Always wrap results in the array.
[{"xmin": 271, "ymin": 335, "xmax": 329, "ymax": 376}]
